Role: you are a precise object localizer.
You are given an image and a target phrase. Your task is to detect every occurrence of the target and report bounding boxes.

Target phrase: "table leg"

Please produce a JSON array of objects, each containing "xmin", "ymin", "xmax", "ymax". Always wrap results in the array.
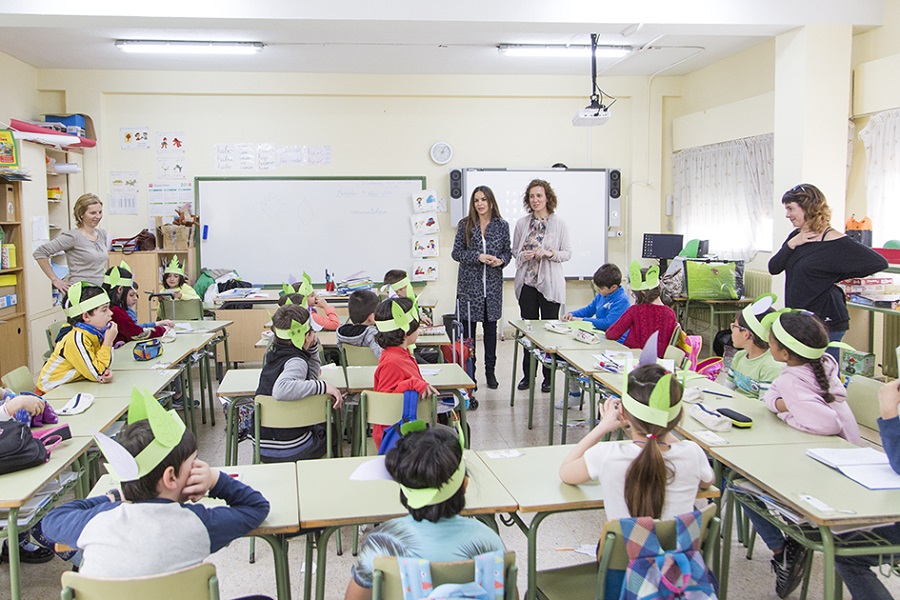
[
  {"xmin": 589, "ymin": 379, "xmax": 597, "ymax": 429},
  {"xmin": 527, "ymin": 351, "xmax": 537, "ymax": 430},
  {"xmin": 821, "ymin": 526, "xmax": 836, "ymax": 600},
  {"xmin": 451, "ymin": 390, "xmax": 470, "ymax": 449},
  {"xmin": 185, "ymin": 365, "xmax": 197, "ymax": 434},
  {"xmin": 548, "ymin": 355, "xmax": 558, "ymax": 445},
  {"xmin": 204, "ymin": 349, "xmax": 216, "ymax": 426},
  {"xmin": 718, "ymin": 479, "xmax": 735, "ymax": 600},
  {"xmin": 7, "ymin": 507, "xmax": 20, "ymax": 600},
  {"xmin": 304, "ymin": 534, "xmax": 315, "ymax": 600},
  {"xmin": 315, "ymin": 526, "xmax": 340, "ymax": 600},
  {"xmin": 559, "ymin": 361, "xmax": 568, "ymax": 445},
  {"xmin": 198, "ymin": 355, "xmax": 208, "ymax": 426},
  {"xmin": 509, "ymin": 330, "xmax": 521, "ymax": 407},
  {"xmin": 223, "ymin": 330, "xmax": 232, "ymax": 373},
  {"xmin": 255, "ymin": 534, "xmax": 291, "ymax": 600},
  {"xmin": 510, "ymin": 511, "xmax": 550, "ymax": 600}
]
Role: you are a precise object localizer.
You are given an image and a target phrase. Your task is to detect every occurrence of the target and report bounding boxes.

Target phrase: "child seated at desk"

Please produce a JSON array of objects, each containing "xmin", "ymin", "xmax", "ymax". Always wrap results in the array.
[
  {"xmin": 559, "ymin": 361, "xmax": 713, "ymax": 599},
  {"xmin": 835, "ymin": 381, "xmax": 900, "ymax": 600},
  {"xmin": 372, "ymin": 297, "xmax": 439, "ymax": 451},
  {"xmin": 37, "ymin": 282, "xmax": 117, "ymax": 395},
  {"xmin": 336, "ymin": 289, "xmax": 382, "ymax": 359},
  {"xmin": 345, "ymin": 425, "xmax": 506, "ymax": 600},
  {"xmin": 605, "ymin": 261, "xmax": 677, "ymax": 358},
  {"xmin": 160, "ymin": 256, "xmax": 200, "ymax": 303},
  {"xmin": 718, "ymin": 295, "xmax": 781, "ymax": 399},
  {"xmin": 254, "ymin": 303, "xmax": 343, "ymax": 462},
  {"xmin": 0, "ymin": 389, "xmax": 54, "ymax": 564},
  {"xmin": 283, "ymin": 273, "xmax": 340, "ymax": 331},
  {"xmin": 40, "ymin": 387, "xmax": 270, "ymax": 578},
  {"xmin": 561, "ymin": 262, "xmax": 630, "ymax": 334},
  {"xmin": 104, "ymin": 261, "xmax": 172, "ymax": 346},
  {"xmin": 383, "ymin": 269, "xmax": 433, "ymax": 326}
]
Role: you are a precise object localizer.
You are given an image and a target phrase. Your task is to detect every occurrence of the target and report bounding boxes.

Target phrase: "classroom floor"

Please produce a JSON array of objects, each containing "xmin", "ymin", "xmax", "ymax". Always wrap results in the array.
[{"xmin": 8, "ymin": 335, "xmax": 900, "ymax": 600}]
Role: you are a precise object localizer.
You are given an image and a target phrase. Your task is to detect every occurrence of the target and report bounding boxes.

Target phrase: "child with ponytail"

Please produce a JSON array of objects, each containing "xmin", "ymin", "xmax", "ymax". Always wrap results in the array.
[
  {"xmin": 764, "ymin": 311, "xmax": 861, "ymax": 445},
  {"xmin": 559, "ymin": 361, "xmax": 713, "ymax": 521}
]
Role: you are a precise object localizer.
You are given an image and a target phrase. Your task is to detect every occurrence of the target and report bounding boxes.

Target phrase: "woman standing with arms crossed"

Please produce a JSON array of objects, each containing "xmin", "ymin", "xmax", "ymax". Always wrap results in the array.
[
  {"xmin": 513, "ymin": 179, "xmax": 572, "ymax": 393},
  {"xmin": 34, "ymin": 193, "xmax": 109, "ymax": 291},
  {"xmin": 769, "ymin": 184, "xmax": 887, "ymax": 358},
  {"xmin": 452, "ymin": 186, "xmax": 511, "ymax": 393}
]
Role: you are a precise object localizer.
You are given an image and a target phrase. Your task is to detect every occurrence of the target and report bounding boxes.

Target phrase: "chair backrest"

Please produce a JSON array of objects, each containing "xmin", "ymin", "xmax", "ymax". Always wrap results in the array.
[
  {"xmin": 158, "ymin": 298, "xmax": 203, "ymax": 320},
  {"xmin": 47, "ymin": 320, "xmax": 67, "ymax": 350},
  {"xmin": 372, "ymin": 552, "xmax": 517, "ymax": 600},
  {"xmin": 663, "ymin": 345, "xmax": 688, "ymax": 370},
  {"xmin": 359, "ymin": 391, "xmax": 434, "ymax": 455},
  {"xmin": 2, "ymin": 366, "xmax": 35, "ymax": 393},
  {"xmin": 846, "ymin": 375, "xmax": 882, "ymax": 431},
  {"xmin": 343, "ymin": 344, "xmax": 379, "ymax": 367},
  {"xmin": 60, "ymin": 562, "xmax": 219, "ymax": 600},
  {"xmin": 253, "ymin": 394, "xmax": 334, "ymax": 462},
  {"xmin": 597, "ymin": 503, "xmax": 719, "ymax": 572}
]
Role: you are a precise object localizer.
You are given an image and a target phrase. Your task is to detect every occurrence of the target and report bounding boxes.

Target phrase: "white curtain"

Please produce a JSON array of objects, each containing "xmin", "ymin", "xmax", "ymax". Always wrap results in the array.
[
  {"xmin": 858, "ymin": 109, "xmax": 900, "ymax": 246},
  {"xmin": 672, "ymin": 133, "xmax": 774, "ymax": 261}
]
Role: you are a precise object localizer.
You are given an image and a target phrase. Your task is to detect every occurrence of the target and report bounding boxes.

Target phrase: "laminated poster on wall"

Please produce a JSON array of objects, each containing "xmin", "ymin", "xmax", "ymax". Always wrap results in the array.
[
  {"xmin": 156, "ymin": 131, "xmax": 186, "ymax": 155},
  {"xmin": 412, "ymin": 235, "xmax": 439, "ymax": 258},
  {"xmin": 157, "ymin": 157, "xmax": 186, "ymax": 180},
  {"xmin": 148, "ymin": 181, "xmax": 194, "ymax": 218},
  {"xmin": 109, "ymin": 171, "xmax": 140, "ymax": 215},
  {"xmin": 410, "ymin": 212, "xmax": 440, "ymax": 235},
  {"xmin": 411, "ymin": 259, "xmax": 439, "ymax": 282},
  {"xmin": 412, "ymin": 189, "xmax": 445, "ymax": 213},
  {"xmin": 120, "ymin": 127, "xmax": 150, "ymax": 150}
]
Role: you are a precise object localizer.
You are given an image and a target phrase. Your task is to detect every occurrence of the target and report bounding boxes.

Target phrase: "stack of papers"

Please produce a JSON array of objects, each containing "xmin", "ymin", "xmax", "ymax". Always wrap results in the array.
[
  {"xmin": 0, "ymin": 472, "xmax": 78, "ymax": 527},
  {"xmin": 217, "ymin": 287, "xmax": 261, "ymax": 299},
  {"xmin": 338, "ymin": 271, "xmax": 375, "ymax": 294},
  {"xmin": 731, "ymin": 478, "xmax": 808, "ymax": 524},
  {"xmin": 806, "ymin": 447, "xmax": 900, "ymax": 490}
]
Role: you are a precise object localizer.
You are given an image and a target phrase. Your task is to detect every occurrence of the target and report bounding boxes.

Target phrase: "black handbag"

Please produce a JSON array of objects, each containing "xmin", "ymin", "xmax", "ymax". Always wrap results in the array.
[{"xmin": 0, "ymin": 421, "xmax": 49, "ymax": 475}]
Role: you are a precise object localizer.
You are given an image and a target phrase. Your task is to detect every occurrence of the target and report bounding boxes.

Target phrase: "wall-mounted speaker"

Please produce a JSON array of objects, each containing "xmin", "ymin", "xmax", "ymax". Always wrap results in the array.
[
  {"xmin": 449, "ymin": 169, "xmax": 463, "ymax": 199},
  {"xmin": 609, "ymin": 169, "xmax": 621, "ymax": 199}
]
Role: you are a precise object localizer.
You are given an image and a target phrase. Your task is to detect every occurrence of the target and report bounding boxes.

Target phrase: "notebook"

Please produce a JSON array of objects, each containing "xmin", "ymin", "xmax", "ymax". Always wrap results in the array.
[{"xmin": 807, "ymin": 447, "xmax": 900, "ymax": 490}]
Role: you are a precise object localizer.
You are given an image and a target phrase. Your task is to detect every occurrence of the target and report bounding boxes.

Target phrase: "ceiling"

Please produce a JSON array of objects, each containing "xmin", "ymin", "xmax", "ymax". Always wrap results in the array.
[{"xmin": 0, "ymin": 2, "xmax": 884, "ymax": 77}]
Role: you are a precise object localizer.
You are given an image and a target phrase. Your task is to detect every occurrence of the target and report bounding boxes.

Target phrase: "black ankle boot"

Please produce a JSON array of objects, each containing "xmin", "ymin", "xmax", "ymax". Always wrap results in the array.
[{"xmin": 485, "ymin": 370, "xmax": 499, "ymax": 389}]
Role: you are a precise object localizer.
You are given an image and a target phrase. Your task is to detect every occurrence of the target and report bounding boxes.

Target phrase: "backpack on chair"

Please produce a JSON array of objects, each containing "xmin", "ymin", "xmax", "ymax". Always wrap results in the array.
[{"xmin": 619, "ymin": 510, "xmax": 718, "ymax": 599}]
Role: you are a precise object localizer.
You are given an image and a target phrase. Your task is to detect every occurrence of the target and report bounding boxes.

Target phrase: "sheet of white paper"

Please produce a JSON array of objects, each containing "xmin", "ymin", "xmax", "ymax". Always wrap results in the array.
[
  {"xmin": 839, "ymin": 464, "xmax": 900, "ymax": 490},
  {"xmin": 484, "ymin": 450, "xmax": 523, "ymax": 459},
  {"xmin": 175, "ymin": 323, "xmax": 193, "ymax": 331},
  {"xmin": 420, "ymin": 368, "xmax": 440, "ymax": 376},
  {"xmin": 349, "ymin": 456, "xmax": 392, "ymax": 481}
]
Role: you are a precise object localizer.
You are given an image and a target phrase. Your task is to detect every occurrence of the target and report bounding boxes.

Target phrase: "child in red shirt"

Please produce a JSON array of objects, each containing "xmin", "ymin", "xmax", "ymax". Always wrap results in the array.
[
  {"xmin": 372, "ymin": 297, "xmax": 439, "ymax": 450},
  {"xmin": 103, "ymin": 263, "xmax": 172, "ymax": 346},
  {"xmin": 605, "ymin": 261, "xmax": 677, "ymax": 358}
]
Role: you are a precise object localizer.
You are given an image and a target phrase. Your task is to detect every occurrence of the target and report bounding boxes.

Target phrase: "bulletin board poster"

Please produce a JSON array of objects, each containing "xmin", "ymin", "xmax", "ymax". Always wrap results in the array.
[
  {"xmin": 148, "ymin": 181, "xmax": 194, "ymax": 219},
  {"xmin": 0, "ymin": 130, "xmax": 20, "ymax": 169}
]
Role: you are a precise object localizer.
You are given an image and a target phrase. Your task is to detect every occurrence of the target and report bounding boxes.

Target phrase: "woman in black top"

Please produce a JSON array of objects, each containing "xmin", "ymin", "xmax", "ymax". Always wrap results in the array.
[
  {"xmin": 768, "ymin": 183, "xmax": 888, "ymax": 357},
  {"xmin": 451, "ymin": 186, "xmax": 512, "ymax": 391}
]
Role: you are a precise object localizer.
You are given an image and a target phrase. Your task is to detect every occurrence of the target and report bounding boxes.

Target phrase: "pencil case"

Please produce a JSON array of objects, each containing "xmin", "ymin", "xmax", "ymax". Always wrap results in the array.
[
  {"xmin": 716, "ymin": 407, "xmax": 753, "ymax": 428},
  {"xmin": 134, "ymin": 339, "xmax": 163, "ymax": 361},
  {"xmin": 573, "ymin": 330, "xmax": 601, "ymax": 344},
  {"xmin": 689, "ymin": 404, "xmax": 732, "ymax": 432}
]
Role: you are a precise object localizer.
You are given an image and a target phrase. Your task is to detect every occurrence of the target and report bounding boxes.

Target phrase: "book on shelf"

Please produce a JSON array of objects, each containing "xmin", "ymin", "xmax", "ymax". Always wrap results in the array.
[{"xmin": 806, "ymin": 447, "xmax": 900, "ymax": 490}]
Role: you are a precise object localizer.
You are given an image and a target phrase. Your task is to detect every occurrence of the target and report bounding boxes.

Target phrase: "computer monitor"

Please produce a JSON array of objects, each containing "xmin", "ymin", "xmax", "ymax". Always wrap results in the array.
[{"xmin": 642, "ymin": 233, "xmax": 684, "ymax": 260}]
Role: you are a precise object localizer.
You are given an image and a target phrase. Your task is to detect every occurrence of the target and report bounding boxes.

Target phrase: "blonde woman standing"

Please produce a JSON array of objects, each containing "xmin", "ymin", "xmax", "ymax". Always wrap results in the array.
[{"xmin": 34, "ymin": 193, "xmax": 109, "ymax": 292}]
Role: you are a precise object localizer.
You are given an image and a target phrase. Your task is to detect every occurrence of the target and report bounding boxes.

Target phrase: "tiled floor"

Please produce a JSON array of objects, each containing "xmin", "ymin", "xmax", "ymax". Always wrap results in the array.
[{"xmin": 7, "ymin": 335, "xmax": 899, "ymax": 599}]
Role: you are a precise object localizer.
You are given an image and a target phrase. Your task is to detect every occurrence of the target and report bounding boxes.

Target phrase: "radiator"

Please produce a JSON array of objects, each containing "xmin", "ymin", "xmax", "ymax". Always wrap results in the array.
[
  {"xmin": 743, "ymin": 269, "xmax": 772, "ymax": 299},
  {"xmin": 884, "ymin": 313, "xmax": 900, "ymax": 379}
]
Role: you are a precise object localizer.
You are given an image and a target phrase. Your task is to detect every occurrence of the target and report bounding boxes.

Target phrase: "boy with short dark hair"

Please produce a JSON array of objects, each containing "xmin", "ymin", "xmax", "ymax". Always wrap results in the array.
[
  {"xmin": 336, "ymin": 289, "xmax": 382, "ymax": 358},
  {"xmin": 41, "ymin": 388, "xmax": 269, "ymax": 578},
  {"xmin": 383, "ymin": 269, "xmax": 433, "ymax": 326},
  {"xmin": 37, "ymin": 282, "xmax": 118, "ymax": 394},
  {"xmin": 561, "ymin": 263, "xmax": 630, "ymax": 332}
]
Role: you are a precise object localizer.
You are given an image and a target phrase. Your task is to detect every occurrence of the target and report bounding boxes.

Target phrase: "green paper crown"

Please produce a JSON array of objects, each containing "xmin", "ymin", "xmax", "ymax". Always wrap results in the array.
[
  {"xmin": 629, "ymin": 260, "xmax": 660, "ymax": 291},
  {"xmin": 273, "ymin": 317, "xmax": 311, "ymax": 349},
  {"xmin": 164, "ymin": 255, "xmax": 184, "ymax": 276},
  {"xmin": 64, "ymin": 282, "xmax": 110, "ymax": 318},
  {"xmin": 104, "ymin": 260, "xmax": 133, "ymax": 288},
  {"xmin": 375, "ymin": 299, "xmax": 418, "ymax": 334}
]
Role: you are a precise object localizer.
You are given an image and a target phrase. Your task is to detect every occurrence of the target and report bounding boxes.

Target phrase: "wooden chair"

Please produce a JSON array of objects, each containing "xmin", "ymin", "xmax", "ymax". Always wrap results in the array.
[
  {"xmin": 60, "ymin": 562, "xmax": 219, "ymax": 600},
  {"xmin": 340, "ymin": 344, "xmax": 380, "ymax": 455},
  {"xmin": 157, "ymin": 298, "xmax": 203, "ymax": 320},
  {"xmin": 372, "ymin": 552, "xmax": 517, "ymax": 600},
  {"xmin": 534, "ymin": 503, "xmax": 719, "ymax": 600},
  {"xmin": 358, "ymin": 390, "xmax": 434, "ymax": 456},
  {"xmin": 1, "ymin": 366, "xmax": 35, "ymax": 393},
  {"xmin": 847, "ymin": 375, "xmax": 884, "ymax": 445}
]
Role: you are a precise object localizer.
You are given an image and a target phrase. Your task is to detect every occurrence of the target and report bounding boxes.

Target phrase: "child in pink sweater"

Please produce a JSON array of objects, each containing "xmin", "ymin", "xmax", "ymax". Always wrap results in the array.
[{"xmin": 763, "ymin": 311, "xmax": 861, "ymax": 445}]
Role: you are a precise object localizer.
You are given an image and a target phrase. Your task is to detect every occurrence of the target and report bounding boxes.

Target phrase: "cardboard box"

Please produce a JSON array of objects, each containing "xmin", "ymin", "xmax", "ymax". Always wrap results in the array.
[
  {"xmin": 0, "ymin": 274, "xmax": 16, "ymax": 286},
  {"xmin": 160, "ymin": 224, "xmax": 191, "ymax": 250},
  {"xmin": 42, "ymin": 114, "xmax": 96, "ymax": 141},
  {"xmin": 0, "ymin": 244, "xmax": 15, "ymax": 269},
  {"xmin": 0, "ymin": 183, "xmax": 16, "ymax": 221},
  {"xmin": 841, "ymin": 349, "xmax": 876, "ymax": 378}
]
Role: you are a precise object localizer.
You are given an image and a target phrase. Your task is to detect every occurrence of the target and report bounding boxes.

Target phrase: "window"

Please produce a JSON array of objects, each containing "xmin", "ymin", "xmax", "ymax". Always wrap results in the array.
[{"xmin": 859, "ymin": 109, "xmax": 900, "ymax": 247}]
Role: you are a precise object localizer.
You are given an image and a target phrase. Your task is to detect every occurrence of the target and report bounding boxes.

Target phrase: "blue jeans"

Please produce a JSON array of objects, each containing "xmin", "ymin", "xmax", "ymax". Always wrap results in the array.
[
  {"xmin": 744, "ymin": 505, "xmax": 787, "ymax": 553},
  {"xmin": 826, "ymin": 330, "xmax": 845, "ymax": 363},
  {"xmin": 834, "ymin": 523, "xmax": 900, "ymax": 600}
]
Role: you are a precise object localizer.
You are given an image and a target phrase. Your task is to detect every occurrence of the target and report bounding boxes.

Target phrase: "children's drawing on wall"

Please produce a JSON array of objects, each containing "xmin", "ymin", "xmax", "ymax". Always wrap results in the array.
[
  {"xmin": 120, "ymin": 127, "xmax": 150, "ymax": 150},
  {"xmin": 156, "ymin": 131, "xmax": 186, "ymax": 155},
  {"xmin": 411, "ymin": 189, "xmax": 446, "ymax": 213},
  {"xmin": 157, "ymin": 157, "xmax": 186, "ymax": 180},
  {"xmin": 410, "ymin": 212, "xmax": 440, "ymax": 235},
  {"xmin": 412, "ymin": 235, "xmax": 439, "ymax": 258},
  {"xmin": 411, "ymin": 259, "xmax": 439, "ymax": 282}
]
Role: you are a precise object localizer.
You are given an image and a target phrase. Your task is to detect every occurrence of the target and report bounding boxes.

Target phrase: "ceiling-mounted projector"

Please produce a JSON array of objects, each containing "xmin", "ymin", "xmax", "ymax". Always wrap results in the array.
[
  {"xmin": 573, "ymin": 33, "xmax": 617, "ymax": 127},
  {"xmin": 573, "ymin": 102, "xmax": 611, "ymax": 126}
]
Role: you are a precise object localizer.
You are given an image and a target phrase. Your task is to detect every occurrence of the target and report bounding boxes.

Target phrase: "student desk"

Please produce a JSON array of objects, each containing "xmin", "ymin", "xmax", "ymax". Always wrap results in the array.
[
  {"xmin": 296, "ymin": 451, "xmax": 517, "ymax": 600},
  {"xmin": 118, "ymin": 333, "xmax": 217, "ymax": 430},
  {"xmin": 507, "ymin": 320, "xmax": 622, "ymax": 439},
  {"xmin": 89, "ymin": 462, "xmax": 299, "ymax": 600},
  {"xmin": 319, "ymin": 363, "xmax": 476, "ymax": 447},
  {"xmin": 41, "ymin": 369, "xmax": 180, "ymax": 401},
  {"xmin": 217, "ymin": 367, "xmax": 263, "ymax": 465},
  {"xmin": 477, "ymin": 444, "xmax": 718, "ymax": 600},
  {"xmin": 175, "ymin": 319, "xmax": 234, "ymax": 379},
  {"xmin": 0, "ymin": 437, "xmax": 93, "ymax": 600},
  {"xmin": 553, "ymin": 347, "xmax": 637, "ymax": 443},
  {"xmin": 711, "ymin": 441, "xmax": 900, "ymax": 600},
  {"xmin": 36, "ymin": 395, "xmax": 131, "ymax": 438}
]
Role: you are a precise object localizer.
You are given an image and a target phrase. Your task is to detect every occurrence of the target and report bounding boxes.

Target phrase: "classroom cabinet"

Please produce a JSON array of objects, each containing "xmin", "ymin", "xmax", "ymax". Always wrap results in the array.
[
  {"xmin": 0, "ymin": 177, "xmax": 28, "ymax": 375},
  {"xmin": 0, "ymin": 314, "xmax": 28, "ymax": 375}
]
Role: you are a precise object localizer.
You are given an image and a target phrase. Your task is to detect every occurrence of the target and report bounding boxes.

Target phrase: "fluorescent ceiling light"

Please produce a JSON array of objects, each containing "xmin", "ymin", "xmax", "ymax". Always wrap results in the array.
[
  {"xmin": 498, "ymin": 44, "xmax": 630, "ymax": 59},
  {"xmin": 115, "ymin": 40, "xmax": 264, "ymax": 55}
]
